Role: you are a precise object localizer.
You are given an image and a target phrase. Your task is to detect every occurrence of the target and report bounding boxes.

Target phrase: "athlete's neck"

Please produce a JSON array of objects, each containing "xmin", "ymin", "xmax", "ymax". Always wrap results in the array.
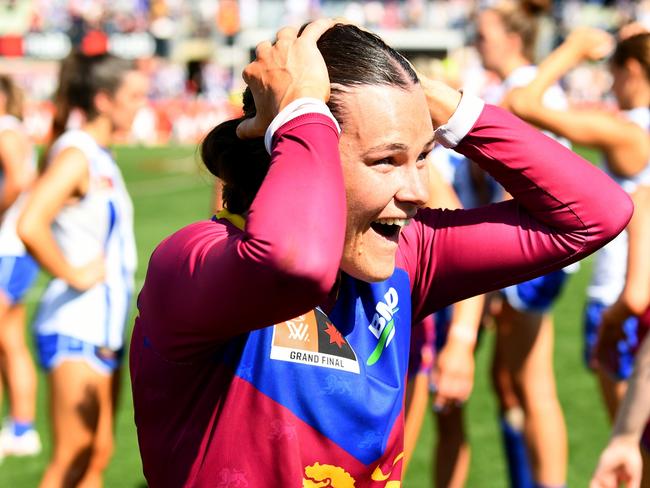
[
  {"xmin": 82, "ymin": 117, "xmax": 113, "ymax": 148},
  {"xmin": 498, "ymin": 56, "xmax": 531, "ymax": 81}
]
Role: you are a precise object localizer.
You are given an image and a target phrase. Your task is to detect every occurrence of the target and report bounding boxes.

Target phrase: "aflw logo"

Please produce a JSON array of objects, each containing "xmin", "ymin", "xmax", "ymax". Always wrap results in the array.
[
  {"xmin": 367, "ymin": 287, "xmax": 399, "ymax": 366},
  {"xmin": 286, "ymin": 319, "xmax": 309, "ymax": 342}
]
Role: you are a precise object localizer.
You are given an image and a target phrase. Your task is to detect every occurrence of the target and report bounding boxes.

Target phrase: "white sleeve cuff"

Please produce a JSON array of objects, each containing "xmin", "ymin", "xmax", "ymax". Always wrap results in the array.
[
  {"xmin": 434, "ymin": 93, "xmax": 485, "ymax": 148},
  {"xmin": 264, "ymin": 98, "xmax": 341, "ymax": 154}
]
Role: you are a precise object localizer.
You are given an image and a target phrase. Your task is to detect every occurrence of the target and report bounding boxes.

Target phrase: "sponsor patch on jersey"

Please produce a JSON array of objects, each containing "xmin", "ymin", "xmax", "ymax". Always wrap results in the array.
[
  {"xmin": 270, "ymin": 308, "xmax": 360, "ymax": 374},
  {"xmin": 94, "ymin": 175, "xmax": 114, "ymax": 191},
  {"xmin": 367, "ymin": 287, "xmax": 399, "ymax": 366}
]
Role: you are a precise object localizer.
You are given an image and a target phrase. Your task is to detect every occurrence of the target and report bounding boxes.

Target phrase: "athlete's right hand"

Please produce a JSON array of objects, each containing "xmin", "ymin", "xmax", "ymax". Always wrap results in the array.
[
  {"xmin": 592, "ymin": 307, "xmax": 626, "ymax": 372},
  {"xmin": 430, "ymin": 335, "xmax": 475, "ymax": 412},
  {"xmin": 590, "ymin": 436, "xmax": 642, "ymax": 488},
  {"xmin": 68, "ymin": 255, "xmax": 106, "ymax": 291},
  {"xmin": 236, "ymin": 19, "xmax": 334, "ymax": 139},
  {"xmin": 566, "ymin": 27, "xmax": 615, "ymax": 62}
]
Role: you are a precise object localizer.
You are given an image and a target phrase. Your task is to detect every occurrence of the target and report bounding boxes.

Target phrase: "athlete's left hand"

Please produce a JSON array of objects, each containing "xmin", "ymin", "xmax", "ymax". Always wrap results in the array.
[
  {"xmin": 566, "ymin": 27, "xmax": 615, "ymax": 62},
  {"xmin": 430, "ymin": 334, "xmax": 475, "ymax": 412},
  {"xmin": 593, "ymin": 306, "xmax": 627, "ymax": 371},
  {"xmin": 418, "ymin": 74, "xmax": 462, "ymax": 130},
  {"xmin": 590, "ymin": 436, "xmax": 642, "ymax": 488}
]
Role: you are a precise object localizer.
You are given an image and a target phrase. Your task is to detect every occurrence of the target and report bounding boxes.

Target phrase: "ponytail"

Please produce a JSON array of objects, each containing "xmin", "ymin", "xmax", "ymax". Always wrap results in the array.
[
  {"xmin": 520, "ymin": 0, "xmax": 551, "ymax": 16},
  {"xmin": 0, "ymin": 75, "xmax": 24, "ymax": 121},
  {"xmin": 42, "ymin": 51, "xmax": 135, "ymax": 171},
  {"xmin": 202, "ymin": 89, "xmax": 270, "ymax": 215},
  {"xmin": 47, "ymin": 55, "xmax": 76, "ymax": 161}
]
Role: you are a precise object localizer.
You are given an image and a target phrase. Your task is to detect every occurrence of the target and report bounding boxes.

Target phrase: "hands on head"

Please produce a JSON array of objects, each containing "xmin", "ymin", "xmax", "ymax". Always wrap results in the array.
[
  {"xmin": 236, "ymin": 19, "xmax": 464, "ymax": 140},
  {"xmin": 236, "ymin": 19, "xmax": 335, "ymax": 140}
]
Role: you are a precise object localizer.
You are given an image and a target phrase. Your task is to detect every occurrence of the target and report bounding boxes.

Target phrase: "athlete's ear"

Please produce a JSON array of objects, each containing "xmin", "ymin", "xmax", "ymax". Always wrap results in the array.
[
  {"xmin": 625, "ymin": 57, "xmax": 645, "ymax": 79},
  {"xmin": 94, "ymin": 91, "xmax": 113, "ymax": 117}
]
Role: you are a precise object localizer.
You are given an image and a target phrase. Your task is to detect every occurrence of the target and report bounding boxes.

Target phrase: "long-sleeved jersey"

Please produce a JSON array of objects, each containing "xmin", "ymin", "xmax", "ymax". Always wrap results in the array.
[{"xmin": 130, "ymin": 98, "xmax": 632, "ymax": 487}]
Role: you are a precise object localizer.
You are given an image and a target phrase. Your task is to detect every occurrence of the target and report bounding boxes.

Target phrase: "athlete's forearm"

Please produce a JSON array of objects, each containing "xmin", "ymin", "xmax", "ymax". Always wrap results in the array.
[
  {"xmin": 447, "ymin": 295, "xmax": 484, "ymax": 345},
  {"xmin": 245, "ymin": 113, "xmax": 345, "ymax": 288},
  {"xmin": 408, "ymin": 101, "xmax": 632, "ymax": 315},
  {"xmin": 18, "ymin": 222, "xmax": 76, "ymax": 285},
  {"xmin": 0, "ymin": 131, "xmax": 30, "ymax": 215},
  {"xmin": 458, "ymin": 105, "xmax": 631, "ymax": 247},
  {"xmin": 524, "ymin": 39, "xmax": 582, "ymax": 101},
  {"xmin": 141, "ymin": 114, "xmax": 346, "ymax": 352},
  {"xmin": 610, "ymin": 334, "xmax": 650, "ymax": 442},
  {"xmin": 621, "ymin": 187, "xmax": 650, "ymax": 315}
]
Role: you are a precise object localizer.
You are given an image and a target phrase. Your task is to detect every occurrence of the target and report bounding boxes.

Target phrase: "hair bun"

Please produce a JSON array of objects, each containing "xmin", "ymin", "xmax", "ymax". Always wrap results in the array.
[
  {"xmin": 520, "ymin": 0, "xmax": 551, "ymax": 16},
  {"xmin": 201, "ymin": 117, "xmax": 269, "ymax": 215}
]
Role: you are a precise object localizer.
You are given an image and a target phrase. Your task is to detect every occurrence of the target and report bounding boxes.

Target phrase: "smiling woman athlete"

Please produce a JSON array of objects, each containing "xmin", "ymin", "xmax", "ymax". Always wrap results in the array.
[{"xmin": 130, "ymin": 21, "xmax": 632, "ymax": 487}]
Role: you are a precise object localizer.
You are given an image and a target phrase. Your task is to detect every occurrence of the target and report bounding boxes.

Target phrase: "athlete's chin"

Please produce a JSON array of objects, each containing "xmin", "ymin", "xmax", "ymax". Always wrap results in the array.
[{"xmin": 341, "ymin": 253, "xmax": 396, "ymax": 283}]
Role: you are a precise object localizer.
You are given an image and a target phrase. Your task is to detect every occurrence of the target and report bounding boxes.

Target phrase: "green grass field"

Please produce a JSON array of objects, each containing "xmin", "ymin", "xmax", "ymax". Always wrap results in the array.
[{"xmin": 0, "ymin": 146, "xmax": 612, "ymax": 487}]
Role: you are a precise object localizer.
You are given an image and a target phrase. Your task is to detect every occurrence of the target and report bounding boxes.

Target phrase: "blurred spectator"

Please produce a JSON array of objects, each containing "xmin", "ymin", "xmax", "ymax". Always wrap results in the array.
[{"xmin": 2, "ymin": 0, "xmax": 650, "ymax": 144}]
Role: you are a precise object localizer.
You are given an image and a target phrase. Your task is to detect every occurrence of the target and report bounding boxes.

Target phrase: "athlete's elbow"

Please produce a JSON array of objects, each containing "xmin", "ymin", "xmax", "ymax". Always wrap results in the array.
[
  {"xmin": 16, "ymin": 213, "xmax": 39, "ymax": 249},
  {"xmin": 582, "ymin": 188, "xmax": 634, "ymax": 250},
  {"xmin": 623, "ymin": 288, "xmax": 650, "ymax": 317},
  {"xmin": 600, "ymin": 190, "xmax": 634, "ymax": 242}
]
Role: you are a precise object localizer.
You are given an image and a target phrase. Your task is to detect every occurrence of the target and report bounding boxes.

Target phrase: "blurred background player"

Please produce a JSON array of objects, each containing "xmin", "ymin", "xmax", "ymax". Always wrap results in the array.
[
  {"xmin": 590, "ymin": 327, "xmax": 650, "ymax": 488},
  {"xmin": 591, "ymin": 211, "xmax": 650, "ymax": 488},
  {"xmin": 590, "ymin": 184, "xmax": 650, "ymax": 488},
  {"xmin": 474, "ymin": 2, "xmax": 573, "ymax": 487},
  {"xmin": 418, "ymin": 2, "xmax": 572, "ymax": 486},
  {"xmin": 0, "ymin": 74, "xmax": 40, "ymax": 459},
  {"xmin": 17, "ymin": 52, "xmax": 146, "ymax": 487},
  {"xmin": 404, "ymin": 159, "xmax": 484, "ymax": 488},
  {"xmin": 506, "ymin": 24, "xmax": 650, "ymax": 488}
]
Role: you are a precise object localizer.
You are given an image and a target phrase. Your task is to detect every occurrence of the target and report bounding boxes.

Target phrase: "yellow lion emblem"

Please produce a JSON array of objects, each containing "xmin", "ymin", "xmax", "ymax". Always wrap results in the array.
[{"xmin": 302, "ymin": 462, "xmax": 356, "ymax": 488}]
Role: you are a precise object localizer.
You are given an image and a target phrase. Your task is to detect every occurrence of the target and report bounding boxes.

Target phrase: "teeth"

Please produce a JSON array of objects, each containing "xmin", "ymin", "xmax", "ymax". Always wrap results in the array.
[{"xmin": 373, "ymin": 218, "xmax": 410, "ymax": 228}]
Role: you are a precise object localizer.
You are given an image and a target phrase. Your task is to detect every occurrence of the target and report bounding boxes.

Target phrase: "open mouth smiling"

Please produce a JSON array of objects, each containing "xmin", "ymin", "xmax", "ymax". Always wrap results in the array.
[{"xmin": 370, "ymin": 218, "xmax": 410, "ymax": 239}]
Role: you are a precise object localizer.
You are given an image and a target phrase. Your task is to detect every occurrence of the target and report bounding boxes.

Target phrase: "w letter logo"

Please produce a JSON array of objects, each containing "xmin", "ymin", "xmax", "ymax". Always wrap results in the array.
[{"xmin": 286, "ymin": 321, "xmax": 310, "ymax": 342}]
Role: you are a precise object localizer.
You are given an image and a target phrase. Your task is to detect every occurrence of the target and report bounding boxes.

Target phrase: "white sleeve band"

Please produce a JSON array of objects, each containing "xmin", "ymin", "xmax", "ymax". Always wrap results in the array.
[
  {"xmin": 434, "ymin": 93, "xmax": 485, "ymax": 149},
  {"xmin": 264, "ymin": 98, "xmax": 341, "ymax": 154}
]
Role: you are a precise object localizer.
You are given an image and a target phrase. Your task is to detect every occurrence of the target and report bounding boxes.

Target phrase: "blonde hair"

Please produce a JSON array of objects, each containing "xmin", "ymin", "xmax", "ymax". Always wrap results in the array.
[
  {"xmin": 488, "ymin": 0, "xmax": 551, "ymax": 62},
  {"xmin": 0, "ymin": 75, "xmax": 24, "ymax": 120}
]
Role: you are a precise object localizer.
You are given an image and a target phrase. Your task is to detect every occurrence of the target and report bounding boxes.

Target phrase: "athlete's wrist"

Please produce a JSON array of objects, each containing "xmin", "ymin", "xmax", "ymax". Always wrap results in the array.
[
  {"xmin": 421, "ymin": 78, "xmax": 462, "ymax": 129},
  {"xmin": 608, "ymin": 432, "xmax": 641, "ymax": 448},
  {"xmin": 447, "ymin": 323, "xmax": 478, "ymax": 346}
]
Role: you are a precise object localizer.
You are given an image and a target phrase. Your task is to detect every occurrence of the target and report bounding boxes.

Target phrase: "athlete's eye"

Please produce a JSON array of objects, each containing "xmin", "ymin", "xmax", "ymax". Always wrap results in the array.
[
  {"xmin": 417, "ymin": 151, "xmax": 429, "ymax": 161},
  {"xmin": 372, "ymin": 157, "xmax": 393, "ymax": 166}
]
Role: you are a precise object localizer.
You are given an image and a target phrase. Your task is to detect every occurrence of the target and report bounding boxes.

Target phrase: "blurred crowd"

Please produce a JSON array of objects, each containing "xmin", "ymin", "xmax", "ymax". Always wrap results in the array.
[{"xmin": 1, "ymin": 0, "xmax": 650, "ymax": 144}]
